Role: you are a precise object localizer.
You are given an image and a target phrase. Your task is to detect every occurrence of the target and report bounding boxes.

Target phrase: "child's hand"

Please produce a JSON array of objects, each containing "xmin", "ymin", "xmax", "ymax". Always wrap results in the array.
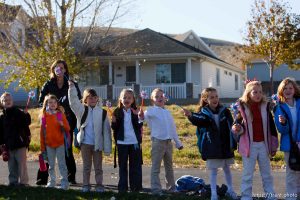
[
  {"xmin": 131, "ymin": 108, "xmax": 139, "ymax": 115},
  {"xmin": 181, "ymin": 108, "xmax": 191, "ymax": 117},
  {"xmin": 232, "ymin": 124, "xmax": 241, "ymax": 134},
  {"xmin": 59, "ymin": 121, "xmax": 64, "ymax": 126},
  {"xmin": 111, "ymin": 114, "xmax": 116, "ymax": 123},
  {"xmin": 138, "ymin": 109, "xmax": 144, "ymax": 120},
  {"xmin": 278, "ymin": 115, "xmax": 286, "ymax": 124},
  {"xmin": 178, "ymin": 146, "xmax": 183, "ymax": 150}
]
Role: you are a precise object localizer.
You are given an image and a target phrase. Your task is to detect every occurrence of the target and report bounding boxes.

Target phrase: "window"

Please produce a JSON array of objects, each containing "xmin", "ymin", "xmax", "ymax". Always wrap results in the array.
[
  {"xmin": 216, "ymin": 68, "xmax": 220, "ymax": 86},
  {"xmin": 224, "ymin": 70, "xmax": 228, "ymax": 75},
  {"xmin": 126, "ymin": 66, "xmax": 136, "ymax": 85},
  {"xmin": 156, "ymin": 63, "xmax": 186, "ymax": 84},
  {"xmin": 229, "ymin": 72, "xmax": 232, "ymax": 76},
  {"xmin": 235, "ymin": 74, "xmax": 239, "ymax": 90},
  {"xmin": 156, "ymin": 64, "xmax": 171, "ymax": 83},
  {"xmin": 17, "ymin": 28, "xmax": 22, "ymax": 46}
]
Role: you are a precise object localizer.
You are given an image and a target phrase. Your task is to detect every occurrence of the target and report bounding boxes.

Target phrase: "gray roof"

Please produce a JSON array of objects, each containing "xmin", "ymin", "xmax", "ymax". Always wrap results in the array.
[
  {"xmin": 0, "ymin": 3, "xmax": 21, "ymax": 23},
  {"xmin": 85, "ymin": 28, "xmax": 222, "ymax": 61}
]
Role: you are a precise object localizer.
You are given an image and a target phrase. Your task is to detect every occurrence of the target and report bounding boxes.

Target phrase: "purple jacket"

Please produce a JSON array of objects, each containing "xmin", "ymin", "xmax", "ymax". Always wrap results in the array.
[{"xmin": 237, "ymin": 101, "xmax": 278, "ymax": 157}]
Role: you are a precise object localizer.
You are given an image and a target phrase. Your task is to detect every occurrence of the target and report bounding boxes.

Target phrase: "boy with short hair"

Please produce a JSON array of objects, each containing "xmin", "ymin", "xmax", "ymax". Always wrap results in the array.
[{"xmin": 0, "ymin": 92, "xmax": 31, "ymax": 186}]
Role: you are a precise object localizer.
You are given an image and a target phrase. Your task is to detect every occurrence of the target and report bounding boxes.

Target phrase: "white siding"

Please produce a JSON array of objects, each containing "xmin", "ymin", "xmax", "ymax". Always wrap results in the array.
[
  {"xmin": 191, "ymin": 60, "xmax": 201, "ymax": 85},
  {"xmin": 201, "ymin": 61, "xmax": 242, "ymax": 98}
]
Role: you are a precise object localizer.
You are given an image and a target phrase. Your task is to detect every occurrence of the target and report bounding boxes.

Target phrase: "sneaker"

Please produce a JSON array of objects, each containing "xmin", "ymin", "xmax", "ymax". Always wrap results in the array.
[
  {"xmin": 166, "ymin": 186, "xmax": 178, "ymax": 194},
  {"xmin": 152, "ymin": 190, "xmax": 164, "ymax": 196},
  {"xmin": 69, "ymin": 180, "xmax": 77, "ymax": 185},
  {"xmin": 82, "ymin": 186, "xmax": 90, "ymax": 193},
  {"xmin": 95, "ymin": 187, "xmax": 105, "ymax": 193},
  {"xmin": 46, "ymin": 182, "xmax": 55, "ymax": 188},
  {"xmin": 58, "ymin": 185, "xmax": 69, "ymax": 190},
  {"xmin": 36, "ymin": 179, "xmax": 48, "ymax": 186},
  {"xmin": 226, "ymin": 190, "xmax": 239, "ymax": 200}
]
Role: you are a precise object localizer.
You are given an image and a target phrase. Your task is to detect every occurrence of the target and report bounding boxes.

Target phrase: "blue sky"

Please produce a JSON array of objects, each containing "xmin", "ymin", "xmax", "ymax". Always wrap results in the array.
[{"xmin": 118, "ymin": 0, "xmax": 300, "ymax": 44}]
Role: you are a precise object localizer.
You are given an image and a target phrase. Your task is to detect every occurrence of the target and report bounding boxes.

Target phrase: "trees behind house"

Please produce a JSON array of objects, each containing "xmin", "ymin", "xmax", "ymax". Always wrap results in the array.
[
  {"xmin": 0, "ymin": 0, "xmax": 135, "ymax": 90},
  {"xmin": 243, "ymin": 0, "xmax": 300, "ymax": 95}
]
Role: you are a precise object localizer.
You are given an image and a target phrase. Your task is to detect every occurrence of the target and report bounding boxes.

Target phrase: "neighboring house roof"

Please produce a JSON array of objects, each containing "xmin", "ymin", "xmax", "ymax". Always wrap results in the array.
[
  {"xmin": 173, "ymin": 30, "xmax": 218, "ymax": 58},
  {"xmin": 200, "ymin": 37, "xmax": 248, "ymax": 70},
  {"xmin": 0, "ymin": 3, "xmax": 21, "ymax": 23}
]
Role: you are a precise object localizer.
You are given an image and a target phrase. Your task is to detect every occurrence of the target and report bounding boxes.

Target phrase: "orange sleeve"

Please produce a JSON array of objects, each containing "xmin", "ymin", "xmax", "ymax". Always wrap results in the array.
[{"xmin": 62, "ymin": 113, "xmax": 70, "ymax": 133}]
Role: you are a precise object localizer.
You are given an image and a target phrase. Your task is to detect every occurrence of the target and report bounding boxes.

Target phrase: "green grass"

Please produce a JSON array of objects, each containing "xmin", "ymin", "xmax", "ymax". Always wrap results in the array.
[
  {"xmin": 0, "ymin": 185, "xmax": 207, "ymax": 200},
  {"xmin": 27, "ymin": 104, "xmax": 285, "ymax": 169}
]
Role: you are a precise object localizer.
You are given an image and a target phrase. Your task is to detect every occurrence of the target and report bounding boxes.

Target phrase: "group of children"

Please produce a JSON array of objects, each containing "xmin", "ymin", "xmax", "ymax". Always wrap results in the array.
[{"xmin": 0, "ymin": 77, "xmax": 299, "ymax": 200}]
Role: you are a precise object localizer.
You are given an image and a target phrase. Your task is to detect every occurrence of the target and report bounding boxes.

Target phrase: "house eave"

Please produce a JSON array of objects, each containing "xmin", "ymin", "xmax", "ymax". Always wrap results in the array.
[
  {"xmin": 85, "ymin": 53, "xmax": 203, "ymax": 61},
  {"xmin": 85, "ymin": 52, "xmax": 245, "ymax": 74}
]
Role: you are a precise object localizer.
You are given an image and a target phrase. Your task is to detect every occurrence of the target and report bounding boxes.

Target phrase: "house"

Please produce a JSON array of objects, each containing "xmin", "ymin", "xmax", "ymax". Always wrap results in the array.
[
  {"xmin": 247, "ymin": 60, "xmax": 300, "ymax": 95},
  {"xmin": 82, "ymin": 28, "xmax": 245, "ymax": 100},
  {"xmin": 0, "ymin": 3, "xmax": 31, "ymax": 104},
  {"xmin": 0, "ymin": 3, "xmax": 245, "ymax": 102}
]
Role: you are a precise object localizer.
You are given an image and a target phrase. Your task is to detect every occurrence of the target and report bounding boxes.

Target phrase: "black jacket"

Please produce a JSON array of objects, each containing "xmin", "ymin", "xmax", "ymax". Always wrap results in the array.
[
  {"xmin": 0, "ymin": 107, "xmax": 31, "ymax": 150},
  {"xmin": 39, "ymin": 77, "xmax": 81, "ymax": 130},
  {"xmin": 188, "ymin": 105, "xmax": 237, "ymax": 161},
  {"xmin": 111, "ymin": 107, "xmax": 143, "ymax": 144}
]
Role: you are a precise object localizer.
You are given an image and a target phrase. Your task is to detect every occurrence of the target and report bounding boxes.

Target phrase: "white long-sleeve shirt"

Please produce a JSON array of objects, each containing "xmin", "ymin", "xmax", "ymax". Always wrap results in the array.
[{"xmin": 144, "ymin": 105, "xmax": 182, "ymax": 148}]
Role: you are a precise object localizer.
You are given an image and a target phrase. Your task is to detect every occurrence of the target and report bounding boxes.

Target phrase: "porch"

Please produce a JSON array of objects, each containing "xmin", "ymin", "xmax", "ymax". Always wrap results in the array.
[{"xmin": 84, "ymin": 83, "xmax": 199, "ymax": 100}]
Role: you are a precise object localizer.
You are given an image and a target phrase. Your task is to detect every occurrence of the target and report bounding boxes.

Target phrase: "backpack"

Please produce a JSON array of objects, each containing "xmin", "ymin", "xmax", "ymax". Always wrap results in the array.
[
  {"xmin": 175, "ymin": 175, "xmax": 205, "ymax": 192},
  {"xmin": 73, "ymin": 106, "xmax": 107, "ymax": 149}
]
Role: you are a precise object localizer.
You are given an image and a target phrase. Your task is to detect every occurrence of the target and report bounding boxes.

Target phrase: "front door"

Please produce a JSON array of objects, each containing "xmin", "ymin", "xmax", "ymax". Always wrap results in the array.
[{"xmin": 126, "ymin": 66, "xmax": 136, "ymax": 86}]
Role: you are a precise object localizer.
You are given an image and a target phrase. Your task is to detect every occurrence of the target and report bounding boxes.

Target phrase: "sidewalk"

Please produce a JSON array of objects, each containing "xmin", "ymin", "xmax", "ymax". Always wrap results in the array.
[{"xmin": 0, "ymin": 159, "xmax": 286, "ymax": 197}]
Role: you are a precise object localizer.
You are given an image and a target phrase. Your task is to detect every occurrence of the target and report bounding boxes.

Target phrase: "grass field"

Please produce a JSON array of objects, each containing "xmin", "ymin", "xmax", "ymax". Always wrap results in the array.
[{"xmin": 27, "ymin": 104, "xmax": 285, "ymax": 169}]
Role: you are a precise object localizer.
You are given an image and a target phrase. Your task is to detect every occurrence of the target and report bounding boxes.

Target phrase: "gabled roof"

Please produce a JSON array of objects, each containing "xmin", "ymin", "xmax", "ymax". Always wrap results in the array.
[
  {"xmin": 173, "ymin": 30, "xmax": 218, "ymax": 58},
  {"xmin": 0, "ymin": 3, "xmax": 21, "ymax": 23},
  {"xmin": 85, "ymin": 28, "xmax": 222, "ymax": 62}
]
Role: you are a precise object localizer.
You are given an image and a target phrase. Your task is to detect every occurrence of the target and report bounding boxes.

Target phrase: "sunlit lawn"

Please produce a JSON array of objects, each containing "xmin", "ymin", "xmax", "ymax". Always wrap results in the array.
[{"xmin": 27, "ymin": 104, "xmax": 285, "ymax": 169}]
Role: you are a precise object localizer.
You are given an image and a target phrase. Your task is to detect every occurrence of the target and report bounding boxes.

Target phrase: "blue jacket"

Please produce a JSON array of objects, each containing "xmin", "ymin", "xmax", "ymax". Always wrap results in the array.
[
  {"xmin": 273, "ymin": 98, "xmax": 300, "ymax": 152},
  {"xmin": 188, "ymin": 105, "xmax": 237, "ymax": 161}
]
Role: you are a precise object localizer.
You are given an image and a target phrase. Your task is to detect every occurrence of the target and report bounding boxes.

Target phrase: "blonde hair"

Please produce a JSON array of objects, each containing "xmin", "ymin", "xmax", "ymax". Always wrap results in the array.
[
  {"xmin": 277, "ymin": 77, "xmax": 300, "ymax": 102},
  {"xmin": 0, "ymin": 92, "xmax": 12, "ymax": 102},
  {"xmin": 150, "ymin": 88, "xmax": 164, "ymax": 100},
  {"xmin": 40, "ymin": 94, "xmax": 64, "ymax": 116},
  {"xmin": 0, "ymin": 92, "xmax": 12, "ymax": 108},
  {"xmin": 117, "ymin": 89, "xmax": 137, "ymax": 109},
  {"xmin": 239, "ymin": 81, "xmax": 266, "ymax": 105},
  {"xmin": 198, "ymin": 87, "xmax": 218, "ymax": 112}
]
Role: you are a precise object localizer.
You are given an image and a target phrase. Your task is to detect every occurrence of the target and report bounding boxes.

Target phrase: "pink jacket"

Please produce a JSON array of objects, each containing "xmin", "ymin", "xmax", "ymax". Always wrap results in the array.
[{"xmin": 237, "ymin": 102, "xmax": 278, "ymax": 157}]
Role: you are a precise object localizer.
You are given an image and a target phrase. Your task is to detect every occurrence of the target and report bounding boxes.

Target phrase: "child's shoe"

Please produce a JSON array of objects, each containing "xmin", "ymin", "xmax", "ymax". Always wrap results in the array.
[
  {"xmin": 95, "ymin": 186, "xmax": 105, "ymax": 193},
  {"xmin": 226, "ymin": 190, "xmax": 239, "ymax": 200},
  {"xmin": 82, "ymin": 185, "xmax": 90, "ymax": 193},
  {"xmin": 46, "ymin": 182, "xmax": 55, "ymax": 188},
  {"xmin": 58, "ymin": 184, "xmax": 69, "ymax": 190}
]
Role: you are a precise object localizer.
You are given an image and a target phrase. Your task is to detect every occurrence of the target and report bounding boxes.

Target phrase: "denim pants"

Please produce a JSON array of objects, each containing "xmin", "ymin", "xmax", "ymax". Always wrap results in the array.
[{"xmin": 46, "ymin": 145, "xmax": 69, "ymax": 187}]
